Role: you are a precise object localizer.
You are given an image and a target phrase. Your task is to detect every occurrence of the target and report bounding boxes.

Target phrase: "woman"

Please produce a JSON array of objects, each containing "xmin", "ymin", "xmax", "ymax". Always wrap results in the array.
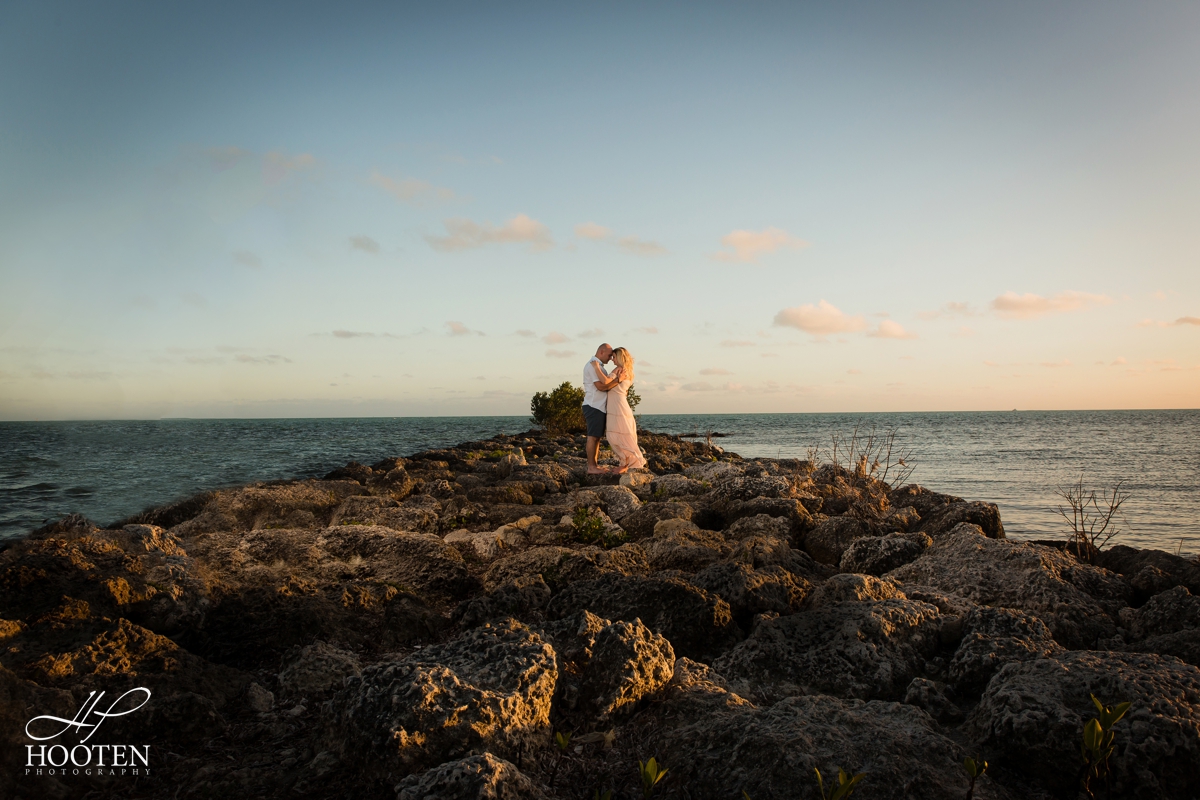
[{"xmin": 592, "ymin": 347, "xmax": 646, "ymax": 473}]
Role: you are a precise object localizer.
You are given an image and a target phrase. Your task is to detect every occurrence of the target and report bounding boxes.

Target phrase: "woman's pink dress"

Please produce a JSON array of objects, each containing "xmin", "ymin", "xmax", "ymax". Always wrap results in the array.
[{"xmin": 606, "ymin": 379, "xmax": 646, "ymax": 469}]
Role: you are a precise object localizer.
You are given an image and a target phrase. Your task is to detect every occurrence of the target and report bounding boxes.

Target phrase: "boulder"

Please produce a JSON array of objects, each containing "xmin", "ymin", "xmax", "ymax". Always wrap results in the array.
[
  {"xmin": 839, "ymin": 532, "xmax": 931, "ymax": 575},
  {"xmin": 1099, "ymin": 544, "xmax": 1200, "ymax": 599},
  {"xmin": 579, "ymin": 617, "xmax": 675, "ymax": 723},
  {"xmin": 617, "ymin": 501, "xmax": 694, "ymax": 539},
  {"xmin": 651, "ymin": 473, "xmax": 708, "ymax": 498},
  {"xmin": 803, "ymin": 516, "xmax": 871, "ymax": 565},
  {"xmin": 884, "ymin": 505, "xmax": 921, "ymax": 532},
  {"xmin": 887, "ymin": 485, "xmax": 963, "ymax": 518},
  {"xmin": 719, "ymin": 497, "xmax": 819, "ymax": 533},
  {"xmin": 916, "ymin": 501, "xmax": 1005, "ymax": 540},
  {"xmin": 278, "ymin": 640, "xmax": 362, "ymax": 696},
  {"xmin": 1119, "ymin": 585, "xmax": 1200, "ymax": 666},
  {"xmin": 334, "ymin": 620, "xmax": 557, "ymax": 777},
  {"xmin": 683, "ymin": 461, "xmax": 744, "ymax": 484},
  {"xmin": 689, "ymin": 562, "xmax": 810, "ymax": 622},
  {"xmin": 947, "ymin": 607, "xmax": 1065, "ymax": 696},
  {"xmin": 726, "ymin": 513, "xmax": 792, "ymax": 541},
  {"xmin": 395, "ymin": 753, "xmax": 548, "ymax": 800},
  {"xmin": 657, "ymin": 692, "xmax": 1014, "ymax": 800},
  {"xmin": 455, "ymin": 575, "xmax": 552, "ymax": 628},
  {"xmin": 481, "ymin": 544, "xmax": 649, "ymax": 593},
  {"xmin": 887, "ymin": 525, "xmax": 1127, "ymax": 648},
  {"xmin": 903, "ymin": 677, "xmax": 963, "ymax": 723},
  {"xmin": 546, "ymin": 574, "xmax": 740, "ymax": 661},
  {"xmin": 170, "ymin": 479, "xmax": 366, "ymax": 534},
  {"xmin": 712, "ymin": 574, "xmax": 942, "ymax": 701},
  {"xmin": 593, "ymin": 485, "xmax": 642, "ymax": 522},
  {"xmin": 967, "ymin": 650, "xmax": 1200, "ymax": 799},
  {"xmin": 643, "ymin": 519, "xmax": 730, "ymax": 571}
]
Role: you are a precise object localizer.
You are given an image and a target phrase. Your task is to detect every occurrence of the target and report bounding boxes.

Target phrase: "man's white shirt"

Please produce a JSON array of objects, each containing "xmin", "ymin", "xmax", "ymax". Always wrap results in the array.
[{"xmin": 582, "ymin": 357, "xmax": 609, "ymax": 413}]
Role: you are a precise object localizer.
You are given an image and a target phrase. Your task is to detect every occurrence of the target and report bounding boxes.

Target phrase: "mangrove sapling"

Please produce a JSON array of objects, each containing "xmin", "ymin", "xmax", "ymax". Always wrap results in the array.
[
  {"xmin": 1054, "ymin": 476, "xmax": 1129, "ymax": 558},
  {"xmin": 548, "ymin": 731, "xmax": 572, "ymax": 786},
  {"xmin": 1078, "ymin": 694, "xmax": 1131, "ymax": 800},
  {"xmin": 637, "ymin": 757, "xmax": 668, "ymax": 799},
  {"xmin": 815, "ymin": 766, "xmax": 865, "ymax": 800},
  {"xmin": 962, "ymin": 757, "xmax": 988, "ymax": 800}
]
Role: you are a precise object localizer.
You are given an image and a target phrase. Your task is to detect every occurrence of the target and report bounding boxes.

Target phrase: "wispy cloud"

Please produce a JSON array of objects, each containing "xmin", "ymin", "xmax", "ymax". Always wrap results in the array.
[
  {"xmin": 635, "ymin": 326, "xmax": 659, "ymax": 334},
  {"xmin": 867, "ymin": 319, "xmax": 917, "ymax": 340},
  {"xmin": 446, "ymin": 321, "xmax": 484, "ymax": 337},
  {"xmin": 233, "ymin": 250, "xmax": 262, "ymax": 268},
  {"xmin": 426, "ymin": 214, "xmax": 553, "ymax": 252},
  {"xmin": 990, "ymin": 291, "xmax": 1112, "ymax": 319},
  {"xmin": 774, "ymin": 300, "xmax": 866, "ymax": 336},
  {"xmin": 713, "ymin": 227, "xmax": 808, "ymax": 263},
  {"xmin": 369, "ymin": 171, "xmax": 457, "ymax": 206},
  {"xmin": 1137, "ymin": 316, "xmax": 1200, "ymax": 328},
  {"xmin": 205, "ymin": 146, "xmax": 251, "ymax": 171},
  {"xmin": 515, "ymin": 329, "xmax": 537, "ymax": 338},
  {"xmin": 574, "ymin": 222, "xmax": 667, "ymax": 256},
  {"xmin": 700, "ymin": 368, "xmax": 733, "ymax": 375},
  {"xmin": 720, "ymin": 340, "xmax": 756, "ymax": 348},
  {"xmin": 918, "ymin": 301, "xmax": 973, "ymax": 320},
  {"xmin": 350, "ymin": 235, "xmax": 380, "ymax": 254},
  {"xmin": 542, "ymin": 331, "xmax": 570, "ymax": 344},
  {"xmin": 333, "ymin": 330, "xmax": 373, "ymax": 338},
  {"xmin": 545, "ymin": 349, "xmax": 576, "ymax": 358},
  {"xmin": 578, "ymin": 328, "xmax": 605, "ymax": 338},
  {"xmin": 263, "ymin": 151, "xmax": 316, "ymax": 185},
  {"xmin": 236, "ymin": 354, "xmax": 292, "ymax": 364}
]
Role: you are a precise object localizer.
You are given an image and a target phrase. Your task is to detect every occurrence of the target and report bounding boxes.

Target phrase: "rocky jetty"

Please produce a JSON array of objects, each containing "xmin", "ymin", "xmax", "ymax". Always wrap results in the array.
[{"xmin": 2, "ymin": 429, "xmax": 1198, "ymax": 799}]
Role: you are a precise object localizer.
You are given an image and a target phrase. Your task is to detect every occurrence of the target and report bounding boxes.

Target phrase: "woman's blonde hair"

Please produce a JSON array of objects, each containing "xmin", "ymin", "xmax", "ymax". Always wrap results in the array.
[{"xmin": 612, "ymin": 347, "xmax": 634, "ymax": 382}]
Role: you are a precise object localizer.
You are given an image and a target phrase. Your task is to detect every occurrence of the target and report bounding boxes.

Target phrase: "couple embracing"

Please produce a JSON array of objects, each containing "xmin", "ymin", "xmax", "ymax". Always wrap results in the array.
[{"xmin": 582, "ymin": 343, "xmax": 646, "ymax": 475}]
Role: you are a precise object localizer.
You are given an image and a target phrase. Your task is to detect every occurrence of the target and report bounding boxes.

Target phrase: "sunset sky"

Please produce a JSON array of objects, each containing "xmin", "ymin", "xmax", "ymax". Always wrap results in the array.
[{"xmin": 1, "ymin": 1, "xmax": 1198, "ymax": 419}]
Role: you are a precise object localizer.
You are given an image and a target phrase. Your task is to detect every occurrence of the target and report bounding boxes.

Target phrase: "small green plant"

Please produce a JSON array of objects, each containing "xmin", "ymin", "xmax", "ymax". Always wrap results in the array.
[
  {"xmin": 815, "ymin": 766, "xmax": 865, "ymax": 800},
  {"xmin": 963, "ymin": 757, "xmax": 988, "ymax": 800},
  {"xmin": 593, "ymin": 790, "xmax": 613, "ymax": 800},
  {"xmin": 549, "ymin": 731, "xmax": 572, "ymax": 786},
  {"xmin": 1079, "ymin": 694, "xmax": 1131, "ymax": 799},
  {"xmin": 627, "ymin": 383, "xmax": 642, "ymax": 414},
  {"xmin": 570, "ymin": 507, "xmax": 628, "ymax": 549},
  {"xmin": 531, "ymin": 382, "xmax": 587, "ymax": 433},
  {"xmin": 637, "ymin": 757, "xmax": 668, "ymax": 798}
]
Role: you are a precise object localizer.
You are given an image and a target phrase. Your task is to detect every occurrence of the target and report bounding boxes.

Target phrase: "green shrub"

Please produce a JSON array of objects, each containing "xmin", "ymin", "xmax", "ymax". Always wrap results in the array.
[
  {"xmin": 531, "ymin": 382, "xmax": 586, "ymax": 433},
  {"xmin": 567, "ymin": 507, "xmax": 628, "ymax": 549},
  {"xmin": 637, "ymin": 757, "xmax": 668, "ymax": 798},
  {"xmin": 627, "ymin": 383, "xmax": 642, "ymax": 413},
  {"xmin": 815, "ymin": 767, "xmax": 864, "ymax": 800},
  {"xmin": 1079, "ymin": 694, "xmax": 1131, "ymax": 799}
]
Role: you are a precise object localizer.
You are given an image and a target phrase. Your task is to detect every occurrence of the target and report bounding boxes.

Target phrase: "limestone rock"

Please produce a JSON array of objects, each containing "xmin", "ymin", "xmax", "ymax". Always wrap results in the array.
[
  {"xmin": 395, "ymin": 753, "xmax": 548, "ymax": 800},
  {"xmin": 726, "ymin": 513, "xmax": 792, "ymax": 541},
  {"xmin": 650, "ymin": 473, "xmax": 707, "ymax": 498},
  {"xmin": 903, "ymin": 677, "xmax": 963, "ymax": 723},
  {"xmin": 803, "ymin": 516, "xmax": 871, "ymax": 565},
  {"xmin": 887, "ymin": 485, "xmax": 964, "ymax": 518},
  {"xmin": 546, "ymin": 574, "xmax": 740, "ymax": 661},
  {"xmin": 335, "ymin": 620, "xmax": 557, "ymax": 776},
  {"xmin": 278, "ymin": 641, "xmax": 362, "ymax": 696},
  {"xmin": 455, "ymin": 575, "xmax": 551, "ymax": 628},
  {"xmin": 967, "ymin": 650, "xmax": 1200, "ymax": 799},
  {"xmin": 713, "ymin": 574, "xmax": 941, "ymax": 701},
  {"xmin": 689, "ymin": 561, "xmax": 810, "ymax": 621},
  {"xmin": 684, "ymin": 461, "xmax": 744, "ymax": 484},
  {"xmin": 839, "ymin": 532, "xmax": 932, "ymax": 576},
  {"xmin": 481, "ymin": 544, "xmax": 649, "ymax": 593},
  {"xmin": 916, "ymin": 500, "xmax": 1005, "ymax": 539},
  {"xmin": 1120, "ymin": 585, "xmax": 1200, "ymax": 666},
  {"xmin": 579, "ymin": 618, "xmax": 675, "ymax": 723},
  {"xmin": 643, "ymin": 519, "xmax": 730, "ymax": 571},
  {"xmin": 1100, "ymin": 544, "xmax": 1200, "ymax": 599},
  {"xmin": 593, "ymin": 484, "xmax": 642, "ymax": 522},
  {"xmin": 947, "ymin": 607, "xmax": 1065, "ymax": 696},
  {"xmin": 617, "ymin": 501, "xmax": 694, "ymax": 539}
]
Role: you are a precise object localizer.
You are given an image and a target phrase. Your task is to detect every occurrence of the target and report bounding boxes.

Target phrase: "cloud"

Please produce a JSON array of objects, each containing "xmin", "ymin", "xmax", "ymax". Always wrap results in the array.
[
  {"xmin": 700, "ymin": 368, "xmax": 732, "ymax": 375},
  {"xmin": 720, "ymin": 340, "xmax": 756, "ymax": 348},
  {"xmin": 426, "ymin": 214, "xmax": 553, "ymax": 252},
  {"xmin": 515, "ymin": 329, "xmax": 537, "ymax": 338},
  {"xmin": 1141, "ymin": 315, "xmax": 1200, "ymax": 328},
  {"xmin": 578, "ymin": 328, "xmax": 605, "ymax": 338},
  {"xmin": 205, "ymin": 146, "xmax": 251, "ymax": 171},
  {"xmin": 235, "ymin": 354, "xmax": 292, "ymax": 364},
  {"xmin": 1111, "ymin": 357, "xmax": 1127, "ymax": 366},
  {"xmin": 1175, "ymin": 317, "xmax": 1200, "ymax": 326},
  {"xmin": 713, "ymin": 227, "xmax": 808, "ymax": 263},
  {"xmin": 990, "ymin": 291, "xmax": 1112, "ymax": 319},
  {"xmin": 333, "ymin": 330, "xmax": 373, "ymax": 338},
  {"xmin": 350, "ymin": 235, "xmax": 380, "ymax": 254},
  {"xmin": 262, "ymin": 151, "xmax": 315, "ymax": 184},
  {"xmin": 917, "ymin": 301, "xmax": 973, "ymax": 320},
  {"xmin": 867, "ymin": 319, "xmax": 918, "ymax": 339},
  {"xmin": 233, "ymin": 250, "xmax": 262, "ymax": 268},
  {"xmin": 847, "ymin": 369, "xmax": 862, "ymax": 375},
  {"xmin": 446, "ymin": 321, "xmax": 484, "ymax": 337},
  {"xmin": 542, "ymin": 331, "xmax": 570, "ymax": 344},
  {"xmin": 369, "ymin": 171, "xmax": 457, "ymax": 205},
  {"xmin": 575, "ymin": 222, "xmax": 611, "ymax": 240},
  {"xmin": 635, "ymin": 326, "xmax": 659, "ymax": 334},
  {"xmin": 545, "ymin": 349, "xmax": 576, "ymax": 358},
  {"xmin": 773, "ymin": 300, "xmax": 866, "ymax": 336},
  {"xmin": 682, "ymin": 381, "xmax": 717, "ymax": 392}
]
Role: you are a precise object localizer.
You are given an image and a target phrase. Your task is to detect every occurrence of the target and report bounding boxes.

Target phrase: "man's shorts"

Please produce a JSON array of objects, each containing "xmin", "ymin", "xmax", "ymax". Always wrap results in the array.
[{"xmin": 583, "ymin": 404, "xmax": 606, "ymax": 437}]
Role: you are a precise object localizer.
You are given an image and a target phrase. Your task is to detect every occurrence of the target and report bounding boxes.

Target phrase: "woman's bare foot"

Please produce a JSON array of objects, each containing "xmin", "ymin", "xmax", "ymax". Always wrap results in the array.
[
  {"xmin": 587, "ymin": 466, "xmax": 612, "ymax": 475},
  {"xmin": 614, "ymin": 466, "xmax": 629, "ymax": 474}
]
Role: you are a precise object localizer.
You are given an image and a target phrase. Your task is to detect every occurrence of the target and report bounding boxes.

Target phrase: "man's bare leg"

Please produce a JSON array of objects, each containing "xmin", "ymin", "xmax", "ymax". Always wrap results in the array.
[{"xmin": 586, "ymin": 436, "xmax": 609, "ymax": 474}]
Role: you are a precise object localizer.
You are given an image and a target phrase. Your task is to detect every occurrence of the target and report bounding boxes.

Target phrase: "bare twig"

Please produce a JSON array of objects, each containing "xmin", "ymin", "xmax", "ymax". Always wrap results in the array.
[{"xmin": 1054, "ymin": 476, "xmax": 1129, "ymax": 555}]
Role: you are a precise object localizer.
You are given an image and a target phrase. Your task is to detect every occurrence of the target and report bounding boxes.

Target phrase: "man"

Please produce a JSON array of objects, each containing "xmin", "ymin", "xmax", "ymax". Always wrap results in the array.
[{"xmin": 582, "ymin": 343, "xmax": 614, "ymax": 475}]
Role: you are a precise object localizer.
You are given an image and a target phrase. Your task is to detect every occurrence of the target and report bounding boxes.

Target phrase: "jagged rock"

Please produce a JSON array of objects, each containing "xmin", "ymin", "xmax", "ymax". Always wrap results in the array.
[
  {"xmin": 839, "ymin": 532, "xmax": 932, "ymax": 575},
  {"xmin": 684, "ymin": 461, "xmax": 744, "ymax": 484},
  {"xmin": 1100, "ymin": 544, "xmax": 1200, "ymax": 598},
  {"xmin": 444, "ymin": 521, "xmax": 530, "ymax": 559},
  {"xmin": 651, "ymin": 473, "xmax": 708, "ymax": 498},
  {"xmin": 947, "ymin": 607, "xmax": 1065, "ymax": 695},
  {"xmin": 725, "ymin": 533, "xmax": 831, "ymax": 579},
  {"xmin": 468, "ymin": 486, "xmax": 534, "ymax": 506},
  {"xmin": 617, "ymin": 501, "xmax": 694, "ymax": 539},
  {"xmin": 278, "ymin": 640, "xmax": 362, "ymax": 696},
  {"xmin": 368, "ymin": 467, "xmax": 415, "ymax": 501},
  {"xmin": 546, "ymin": 574, "xmax": 740, "ymax": 661},
  {"xmin": 395, "ymin": 753, "xmax": 548, "ymax": 800},
  {"xmin": 579, "ymin": 617, "xmax": 675, "ymax": 722},
  {"xmin": 456, "ymin": 575, "xmax": 551, "ymax": 628},
  {"xmin": 481, "ymin": 544, "xmax": 649, "ymax": 593},
  {"xmin": 593, "ymin": 485, "xmax": 641, "ymax": 522},
  {"xmin": 726, "ymin": 513, "xmax": 792, "ymax": 541},
  {"xmin": 967, "ymin": 650, "xmax": 1200, "ymax": 799},
  {"xmin": 171, "ymin": 479, "xmax": 367, "ymax": 534},
  {"xmin": 713, "ymin": 574, "xmax": 941, "ymax": 701},
  {"xmin": 803, "ymin": 516, "xmax": 871, "ymax": 565},
  {"xmin": 689, "ymin": 562, "xmax": 810, "ymax": 622},
  {"xmin": 508, "ymin": 463, "xmax": 571, "ymax": 493},
  {"xmin": 1120, "ymin": 585, "xmax": 1200, "ymax": 666},
  {"xmin": 888, "ymin": 525, "xmax": 1128, "ymax": 648},
  {"xmin": 245, "ymin": 681, "xmax": 275, "ymax": 712},
  {"xmin": 657, "ymin": 692, "xmax": 1014, "ymax": 800},
  {"xmin": 643, "ymin": 519, "xmax": 730, "ymax": 571},
  {"xmin": 493, "ymin": 451, "xmax": 527, "ymax": 478},
  {"xmin": 334, "ymin": 620, "xmax": 557, "ymax": 776},
  {"xmin": 887, "ymin": 484, "xmax": 964, "ymax": 517},
  {"xmin": 916, "ymin": 501, "xmax": 1005, "ymax": 539},
  {"xmin": 885, "ymin": 505, "xmax": 921, "ymax": 532},
  {"xmin": 904, "ymin": 677, "xmax": 963, "ymax": 723}
]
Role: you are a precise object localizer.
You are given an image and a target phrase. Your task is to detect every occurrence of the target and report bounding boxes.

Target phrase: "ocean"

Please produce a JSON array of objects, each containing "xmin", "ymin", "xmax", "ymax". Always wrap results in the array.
[{"xmin": 1, "ymin": 410, "xmax": 1196, "ymax": 553}]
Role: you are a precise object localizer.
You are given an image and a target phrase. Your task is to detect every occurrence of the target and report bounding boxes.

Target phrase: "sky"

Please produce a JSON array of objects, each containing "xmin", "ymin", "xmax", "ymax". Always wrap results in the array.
[{"xmin": 1, "ymin": 1, "xmax": 1198, "ymax": 420}]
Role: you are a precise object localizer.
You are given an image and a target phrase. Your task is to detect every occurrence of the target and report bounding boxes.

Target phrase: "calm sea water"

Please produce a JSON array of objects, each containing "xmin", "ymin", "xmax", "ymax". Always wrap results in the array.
[{"xmin": 0, "ymin": 411, "xmax": 1196, "ymax": 553}]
